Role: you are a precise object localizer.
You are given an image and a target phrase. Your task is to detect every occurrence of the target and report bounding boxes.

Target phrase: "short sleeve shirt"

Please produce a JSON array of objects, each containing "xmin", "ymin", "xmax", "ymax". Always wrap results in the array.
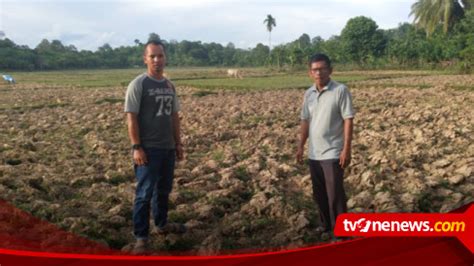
[
  {"xmin": 300, "ymin": 80, "xmax": 355, "ymax": 160},
  {"xmin": 124, "ymin": 73, "xmax": 180, "ymax": 149}
]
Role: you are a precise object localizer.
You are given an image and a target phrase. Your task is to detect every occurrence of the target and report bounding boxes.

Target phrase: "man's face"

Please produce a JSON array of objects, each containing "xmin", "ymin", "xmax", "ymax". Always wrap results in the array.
[
  {"xmin": 309, "ymin": 61, "xmax": 332, "ymax": 86},
  {"xmin": 143, "ymin": 44, "xmax": 166, "ymax": 74}
]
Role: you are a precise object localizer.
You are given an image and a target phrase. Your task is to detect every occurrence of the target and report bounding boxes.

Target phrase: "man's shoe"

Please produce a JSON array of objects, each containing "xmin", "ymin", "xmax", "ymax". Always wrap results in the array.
[
  {"xmin": 131, "ymin": 239, "xmax": 148, "ymax": 255},
  {"xmin": 157, "ymin": 223, "xmax": 187, "ymax": 235}
]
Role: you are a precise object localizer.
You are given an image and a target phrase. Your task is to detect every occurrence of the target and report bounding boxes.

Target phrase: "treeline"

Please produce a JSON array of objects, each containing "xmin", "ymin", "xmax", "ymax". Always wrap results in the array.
[{"xmin": 1, "ymin": 11, "xmax": 473, "ymax": 72}]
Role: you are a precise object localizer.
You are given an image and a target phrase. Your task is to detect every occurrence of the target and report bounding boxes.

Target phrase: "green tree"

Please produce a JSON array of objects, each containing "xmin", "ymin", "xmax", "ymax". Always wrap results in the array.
[
  {"xmin": 340, "ymin": 16, "xmax": 387, "ymax": 64},
  {"xmin": 289, "ymin": 47, "xmax": 304, "ymax": 67},
  {"xmin": 35, "ymin": 39, "xmax": 51, "ymax": 52},
  {"xmin": 271, "ymin": 45, "xmax": 287, "ymax": 68},
  {"xmin": 206, "ymin": 42, "xmax": 224, "ymax": 65},
  {"xmin": 223, "ymin": 42, "xmax": 236, "ymax": 66},
  {"xmin": 297, "ymin": 33, "xmax": 311, "ymax": 50},
  {"xmin": 50, "ymin": 40, "xmax": 66, "ymax": 52},
  {"xmin": 386, "ymin": 23, "xmax": 424, "ymax": 65},
  {"xmin": 454, "ymin": 9, "xmax": 474, "ymax": 71},
  {"xmin": 250, "ymin": 43, "xmax": 270, "ymax": 65},
  {"xmin": 148, "ymin": 33, "xmax": 161, "ymax": 42},
  {"xmin": 310, "ymin": 36, "xmax": 324, "ymax": 54},
  {"xmin": 263, "ymin": 14, "xmax": 276, "ymax": 52},
  {"xmin": 0, "ymin": 38, "xmax": 36, "ymax": 70},
  {"xmin": 410, "ymin": 0, "xmax": 472, "ymax": 36},
  {"xmin": 98, "ymin": 43, "xmax": 112, "ymax": 53}
]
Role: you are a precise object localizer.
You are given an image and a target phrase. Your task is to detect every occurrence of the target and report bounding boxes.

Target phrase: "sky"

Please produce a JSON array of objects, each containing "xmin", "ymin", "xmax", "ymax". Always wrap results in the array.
[{"xmin": 0, "ymin": 0, "xmax": 416, "ymax": 51}]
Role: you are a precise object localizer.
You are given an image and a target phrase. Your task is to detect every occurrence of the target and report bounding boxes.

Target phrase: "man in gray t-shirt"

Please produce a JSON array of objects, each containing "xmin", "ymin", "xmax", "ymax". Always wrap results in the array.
[
  {"xmin": 296, "ymin": 53, "xmax": 355, "ymax": 237},
  {"xmin": 125, "ymin": 73, "xmax": 180, "ymax": 149},
  {"xmin": 124, "ymin": 40, "xmax": 185, "ymax": 254}
]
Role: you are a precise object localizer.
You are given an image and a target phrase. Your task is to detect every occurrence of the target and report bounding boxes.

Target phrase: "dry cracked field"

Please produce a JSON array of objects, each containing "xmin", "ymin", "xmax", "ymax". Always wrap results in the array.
[{"xmin": 0, "ymin": 70, "xmax": 473, "ymax": 254}]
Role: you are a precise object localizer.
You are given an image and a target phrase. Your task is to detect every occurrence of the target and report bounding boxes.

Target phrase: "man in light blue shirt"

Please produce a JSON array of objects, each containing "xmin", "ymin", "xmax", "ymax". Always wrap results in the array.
[{"xmin": 296, "ymin": 53, "xmax": 355, "ymax": 234}]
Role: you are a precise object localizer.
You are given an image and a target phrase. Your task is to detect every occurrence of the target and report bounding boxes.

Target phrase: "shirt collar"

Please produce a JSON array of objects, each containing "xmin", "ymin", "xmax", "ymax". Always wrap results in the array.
[
  {"xmin": 145, "ymin": 73, "xmax": 166, "ymax": 83},
  {"xmin": 312, "ymin": 80, "xmax": 333, "ymax": 93}
]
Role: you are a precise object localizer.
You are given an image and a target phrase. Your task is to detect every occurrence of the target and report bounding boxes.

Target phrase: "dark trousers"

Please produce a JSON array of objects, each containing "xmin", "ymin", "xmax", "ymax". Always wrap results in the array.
[
  {"xmin": 309, "ymin": 159, "xmax": 347, "ymax": 231},
  {"xmin": 133, "ymin": 148, "xmax": 175, "ymax": 239}
]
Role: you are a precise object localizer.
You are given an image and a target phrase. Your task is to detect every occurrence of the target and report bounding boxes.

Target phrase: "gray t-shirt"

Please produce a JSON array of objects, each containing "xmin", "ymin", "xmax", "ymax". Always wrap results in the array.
[
  {"xmin": 124, "ymin": 73, "xmax": 180, "ymax": 149},
  {"xmin": 300, "ymin": 80, "xmax": 355, "ymax": 160}
]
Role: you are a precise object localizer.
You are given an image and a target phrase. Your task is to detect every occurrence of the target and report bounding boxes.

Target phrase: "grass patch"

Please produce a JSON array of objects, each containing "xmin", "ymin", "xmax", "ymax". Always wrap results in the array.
[
  {"xmin": 229, "ymin": 139, "xmax": 250, "ymax": 161},
  {"xmin": 10, "ymin": 69, "xmax": 143, "ymax": 88},
  {"xmin": 284, "ymin": 191, "xmax": 315, "ymax": 211},
  {"xmin": 251, "ymin": 217, "xmax": 276, "ymax": 232},
  {"xmin": 1, "ymin": 103, "xmax": 70, "ymax": 111},
  {"xmin": 210, "ymin": 149, "xmax": 225, "ymax": 163},
  {"xmin": 192, "ymin": 90, "xmax": 218, "ymax": 97},
  {"xmin": 416, "ymin": 192, "xmax": 445, "ymax": 212},
  {"xmin": 365, "ymin": 83, "xmax": 433, "ymax": 89},
  {"xmin": 234, "ymin": 166, "xmax": 250, "ymax": 182},
  {"xmin": 178, "ymin": 189, "xmax": 204, "ymax": 203},
  {"xmin": 0, "ymin": 178, "xmax": 19, "ymax": 189},
  {"xmin": 95, "ymin": 98, "xmax": 124, "ymax": 104},
  {"xmin": 209, "ymin": 197, "xmax": 235, "ymax": 210},
  {"xmin": 106, "ymin": 174, "xmax": 131, "ymax": 185},
  {"xmin": 8, "ymin": 67, "xmax": 265, "ymax": 88},
  {"xmin": 7, "ymin": 68, "xmax": 372, "ymax": 91},
  {"xmin": 168, "ymin": 210, "xmax": 193, "ymax": 224},
  {"xmin": 448, "ymin": 85, "xmax": 474, "ymax": 91},
  {"xmin": 9, "ymin": 68, "xmax": 454, "ymax": 92},
  {"xmin": 175, "ymin": 74, "xmax": 367, "ymax": 91}
]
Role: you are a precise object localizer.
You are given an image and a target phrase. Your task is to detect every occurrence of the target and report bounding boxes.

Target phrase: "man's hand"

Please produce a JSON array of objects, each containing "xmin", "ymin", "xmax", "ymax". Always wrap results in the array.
[
  {"xmin": 133, "ymin": 148, "xmax": 148, "ymax": 166},
  {"xmin": 296, "ymin": 146, "xmax": 304, "ymax": 164},
  {"xmin": 339, "ymin": 148, "xmax": 351, "ymax": 169},
  {"xmin": 340, "ymin": 118, "xmax": 353, "ymax": 169},
  {"xmin": 176, "ymin": 144, "xmax": 184, "ymax": 161},
  {"xmin": 297, "ymin": 120, "xmax": 309, "ymax": 164}
]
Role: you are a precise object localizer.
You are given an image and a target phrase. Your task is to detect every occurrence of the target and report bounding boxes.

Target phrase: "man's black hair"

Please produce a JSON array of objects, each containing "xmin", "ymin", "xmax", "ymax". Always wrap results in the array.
[
  {"xmin": 308, "ymin": 53, "xmax": 331, "ymax": 68},
  {"xmin": 143, "ymin": 40, "xmax": 166, "ymax": 54}
]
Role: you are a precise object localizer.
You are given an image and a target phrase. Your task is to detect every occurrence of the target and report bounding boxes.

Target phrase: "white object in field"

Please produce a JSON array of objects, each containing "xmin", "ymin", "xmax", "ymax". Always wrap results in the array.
[
  {"xmin": 227, "ymin": 69, "xmax": 243, "ymax": 79},
  {"xmin": 2, "ymin": 75, "xmax": 15, "ymax": 84}
]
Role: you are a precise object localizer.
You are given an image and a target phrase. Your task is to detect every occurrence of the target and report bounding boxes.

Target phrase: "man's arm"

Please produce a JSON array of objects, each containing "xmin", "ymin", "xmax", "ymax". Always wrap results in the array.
[
  {"xmin": 296, "ymin": 120, "xmax": 309, "ymax": 163},
  {"xmin": 339, "ymin": 118, "xmax": 353, "ymax": 169},
  {"xmin": 127, "ymin": 113, "xmax": 147, "ymax": 165},
  {"xmin": 172, "ymin": 112, "xmax": 184, "ymax": 161}
]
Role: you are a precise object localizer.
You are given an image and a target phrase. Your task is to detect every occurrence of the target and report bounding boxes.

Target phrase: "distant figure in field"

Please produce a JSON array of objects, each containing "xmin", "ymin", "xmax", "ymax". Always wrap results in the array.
[
  {"xmin": 227, "ymin": 69, "xmax": 243, "ymax": 79},
  {"xmin": 296, "ymin": 53, "xmax": 355, "ymax": 238},
  {"xmin": 2, "ymin": 75, "xmax": 15, "ymax": 84},
  {"xmin": 124, "ymin": 40, "xmax": 185, "ymax": 254}
]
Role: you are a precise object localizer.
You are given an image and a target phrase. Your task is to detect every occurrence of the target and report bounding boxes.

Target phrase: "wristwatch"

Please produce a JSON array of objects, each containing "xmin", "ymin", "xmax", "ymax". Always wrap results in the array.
[{"xmin": 132, "ymin": 144, "xmax": 142, "ymax": 150}]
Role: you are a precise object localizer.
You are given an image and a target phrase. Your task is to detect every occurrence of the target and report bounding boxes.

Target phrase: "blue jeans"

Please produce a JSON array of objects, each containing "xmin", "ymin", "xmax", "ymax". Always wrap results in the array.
[{"xmin": 133, "ymin": 148, "xmax": 175, "ymax": 240}]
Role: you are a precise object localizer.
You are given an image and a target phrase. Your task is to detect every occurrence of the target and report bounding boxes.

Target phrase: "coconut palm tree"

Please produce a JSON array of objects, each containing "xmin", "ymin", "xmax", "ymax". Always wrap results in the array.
[
  {"xmin": 263, "ymin": 14, "xmax": 276, "ymax": 51},
  {"xmin": 410, "ymin": 0, "xmax": 472, "ymax": 36}
]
